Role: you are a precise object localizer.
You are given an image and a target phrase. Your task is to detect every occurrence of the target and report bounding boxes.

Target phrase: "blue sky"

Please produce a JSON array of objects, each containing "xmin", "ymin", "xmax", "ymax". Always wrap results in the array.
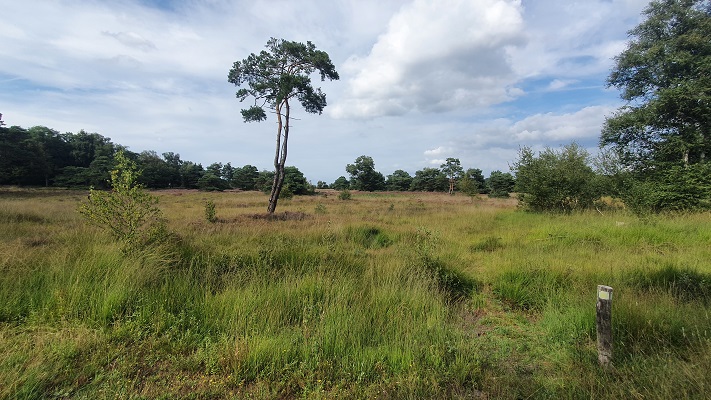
[{"xmin": 0, "ymin": 0, "xmax": 650, "ymax": 183}]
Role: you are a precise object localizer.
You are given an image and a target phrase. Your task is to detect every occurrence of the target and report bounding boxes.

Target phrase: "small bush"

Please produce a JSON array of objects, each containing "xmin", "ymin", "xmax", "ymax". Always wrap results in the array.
[
  {"xmin": 279, "ymin": 184, "xmax": 294, "ymax": 200},
  {"xmin": 512, "ymin": 143, "xmax": 601, "ymax": 213},
  {"xmin": 204, "ymin": 200, "xmax": 217, "ymax": 223},
  {"xmin": 79, "ymin": 151, "xmax": 168, "ymax": 253},
  {"xmin": 338, "ymin": 190, "xmax": 352, "ymax": 200},
  {"xmin": 622, "ymin": 164, "xmax": 711, "ymax": 215}
]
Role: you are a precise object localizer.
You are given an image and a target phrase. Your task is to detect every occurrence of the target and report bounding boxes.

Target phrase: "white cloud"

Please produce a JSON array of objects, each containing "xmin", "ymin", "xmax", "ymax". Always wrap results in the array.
[
  {"xmin": 509, "ymin": 0, "xmax": 649, "ymax": 79},
  {"xmin": 424, "ymin": 146, "xmax": 451, "ymax": 157},
  {"xmin": 423, "ymin": 146, "xmax": 456, "ymax": 165},
  {"xmin": 510, "ymin": 105, "xmax": 614, "ymax": 142},
  {"xmin": 418, "ymin": 104, "xmax": 617, "ymax": 174},
  {"xmin": 546, "ymin": 79, "xmax": 577, "ymax": 91},
  {"xmin": 331, "ymin": 0, "xmax": 526, "ymax": 119}
]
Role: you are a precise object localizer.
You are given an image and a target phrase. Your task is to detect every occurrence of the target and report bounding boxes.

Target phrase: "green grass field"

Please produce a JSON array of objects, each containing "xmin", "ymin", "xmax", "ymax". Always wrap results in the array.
[{"xmin": 1, "ymin": 188, "xmax": 710, "ymax": 399}]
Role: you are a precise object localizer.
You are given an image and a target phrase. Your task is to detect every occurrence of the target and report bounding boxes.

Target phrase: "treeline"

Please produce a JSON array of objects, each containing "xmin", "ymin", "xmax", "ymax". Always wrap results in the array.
[
  {"xmin": 323, "ymin": 155, "xmax": 515, "ymax": 197},
  {"xmin": 0, "ymin": 125, "xmax": 312, "ymax": 193},
  {"xmin": 0, "ymin": 124, "xmax": 514, "ymax": 196}
]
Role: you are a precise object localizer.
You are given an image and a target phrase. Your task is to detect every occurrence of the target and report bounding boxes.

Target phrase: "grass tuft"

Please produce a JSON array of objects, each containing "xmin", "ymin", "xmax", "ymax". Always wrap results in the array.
[
  {"xmin": 345, "ymin": 225, "xmax": 393, "ymax": 249},
  {"xmin": 492, "ymin": 267, "xmax": 572, "ymax": 310},
  {"xmin": 626, "ymin": 263, "xmax": 711, "ymax": 303}
]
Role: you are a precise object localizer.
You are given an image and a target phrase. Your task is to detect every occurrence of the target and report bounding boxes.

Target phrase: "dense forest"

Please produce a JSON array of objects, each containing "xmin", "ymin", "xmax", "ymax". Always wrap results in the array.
[{"xmin": 0, "ymin": 124, "xmax": 313, "ymax": 193}]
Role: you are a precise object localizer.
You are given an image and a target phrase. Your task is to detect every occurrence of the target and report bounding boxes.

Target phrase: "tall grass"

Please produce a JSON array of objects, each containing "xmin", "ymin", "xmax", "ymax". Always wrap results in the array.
[{"xmin": 1, "ymin": 188, "xmax": 710, "ymax": 398}]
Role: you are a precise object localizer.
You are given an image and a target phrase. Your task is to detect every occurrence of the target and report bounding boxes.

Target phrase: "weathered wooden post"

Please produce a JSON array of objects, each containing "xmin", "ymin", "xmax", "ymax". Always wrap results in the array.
[{"xmin": 596, "ymin": 285, "xmax": 613, "ymax": 367}]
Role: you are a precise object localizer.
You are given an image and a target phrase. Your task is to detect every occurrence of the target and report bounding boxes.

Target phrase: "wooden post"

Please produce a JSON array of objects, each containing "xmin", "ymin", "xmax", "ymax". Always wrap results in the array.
[{"xmin": 596, "ymin": 285, "xmax": 613, "ymax": 367}]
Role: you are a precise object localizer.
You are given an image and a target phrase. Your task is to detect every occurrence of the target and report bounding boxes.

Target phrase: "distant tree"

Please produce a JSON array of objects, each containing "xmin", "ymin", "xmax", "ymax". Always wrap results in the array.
[
  {"xmin": 55, "ymin": 154, "xmax": 116, "ymax": 189},
  {"xmin": 67, "ymin": 130, "xmax": 114, "ymax": 168},
  {"xmin": 440, "ymin": 158, "xmax": 463, "ymax": 195},
  {"xmin": 221, "ymin": 162, "xmax": 236, "ymax": 184},
  {"xmin": 198, "ymin": 162, "xmax": 229, "ymax": 191},
  {"xmin": 331, "ymin": 176, "xmax": 350, "ymax": 190},
  {"xmin": 487, "ymin": 170, "xmax": 515, "ymax": 198},
  {"xmin": 137, "ymin": 150, "xmax": 172, "ymax": 188},
  {"xmin": 458, "ymin": 174, "xmax": 480, "ymax": 199},
  {"xmin": 513, "ymin": 143, "xmax": 601, "ymax": 213},
  {"xmin": 85, "ymin": 156, "xmax": 117, "ymax": 188},
  {"xmin": 180, "ymin": 162, "xmax": 204, "ymax": 189},
  {"xmin": 0, "ymin": 126, "xmax": 35, "ymax": 185},
  {"xmin": 346, "ymin": 155, "xmax": 386, "ymax": 191},
  {"xmin": 232, "ymin": 164, "xmax": 260, "ymax": 190},
  {"xmin": 410, "ymin": 168, "xmax": 448, "ymax": 192},
  {"xmin": 0, "ymin": 123, "xmax": 216, "ymax": 191},
  {"xmin": 228, "ymin": 37, "xmax": 339, "ymax": 213},
  {"xmin": 206, "ymin": 162, "xmax": 223, "ymax": 177},
  {"xmin": 162, "ymin": 152, "xmax": 183, "ymax": 187},
  {"xmin": 283, "ymin": 166, "xmax": 315, "ymax": 195},
  {"xmin": 197, "ymin": 172, "xmax": 230, "ymax": 191},
  {"xmin": 27, "ymin": 126, "xmax": 72, "ymax": 186},
  {"xmin": 316, "ymin": 181, "xmax": 329, "ymax": 189},
  {"xmin": 386, "ymin": 169, "xmax": 413, "ymax": 191},
  {"xmin": 255, "ymin": 170, "xmax": 275, "ymax": 193},
  {"xmin": 462, "ymin": 168, "xmax": 488, "ymax": 194},
  {"xmin": 46, "ymin": 130, "xmax": 116, "ymax": 188}
]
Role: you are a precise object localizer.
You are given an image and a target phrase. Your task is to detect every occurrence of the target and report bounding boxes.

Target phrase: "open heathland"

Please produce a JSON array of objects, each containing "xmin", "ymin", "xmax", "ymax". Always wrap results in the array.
[{"xmin": 1, "ymin": 188, "xmax": 710, "ymax": 399}]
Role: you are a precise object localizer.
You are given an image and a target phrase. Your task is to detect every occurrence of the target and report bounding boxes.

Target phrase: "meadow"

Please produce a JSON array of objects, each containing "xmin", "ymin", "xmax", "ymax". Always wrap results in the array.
[{"xmin": 1, "ymin": 187, "xmax": 710, "ymax": 399}]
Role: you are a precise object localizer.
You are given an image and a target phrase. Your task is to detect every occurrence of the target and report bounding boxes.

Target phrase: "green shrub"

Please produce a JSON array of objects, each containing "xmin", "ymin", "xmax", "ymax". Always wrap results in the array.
[
  {"xmin": 512, "ymin": 143, "xmax": 602, "ymax": 213},
  {"xmin": 79, "ymin": 151, "xmax": 168, "ymax": 253},
  {"xmin": 278, "ymin": 184, "xmax": 294, "ymax": 200},
  {"xmin": 622, "ymin": 164, "xmax": 711, "ymax": 215},
  {"xmin": 204, "ymin": 200, "xmax": 217, "ymax": 223}
]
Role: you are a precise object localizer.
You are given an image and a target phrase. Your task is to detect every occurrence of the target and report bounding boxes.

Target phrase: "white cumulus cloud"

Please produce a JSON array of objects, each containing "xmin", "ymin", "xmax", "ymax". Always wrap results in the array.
[
  {"xmin": 510, "ymin": 105, "xmax": 614, "ymax": 142},
  {"xmin": 331, "ymin": 0, "xmax": 526, "ymax": 119}
]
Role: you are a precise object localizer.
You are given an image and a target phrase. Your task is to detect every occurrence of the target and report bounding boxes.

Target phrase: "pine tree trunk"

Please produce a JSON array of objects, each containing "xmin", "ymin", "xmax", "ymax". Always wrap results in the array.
[{"xmin": 267, "ymin": 100, "xmax": 290, "ymax": 214}]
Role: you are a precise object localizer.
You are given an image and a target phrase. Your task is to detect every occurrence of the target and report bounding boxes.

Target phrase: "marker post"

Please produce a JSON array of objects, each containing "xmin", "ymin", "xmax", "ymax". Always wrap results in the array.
[{"xmin": 596, "ymin": 285, "xmax": 613, "ymax": 367}]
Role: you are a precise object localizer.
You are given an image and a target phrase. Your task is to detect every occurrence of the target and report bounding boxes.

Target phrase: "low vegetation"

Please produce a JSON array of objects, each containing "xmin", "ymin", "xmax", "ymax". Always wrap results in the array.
[{"xmin": 1, "ymin": 188, "xmax": 710, "ymax": 399}]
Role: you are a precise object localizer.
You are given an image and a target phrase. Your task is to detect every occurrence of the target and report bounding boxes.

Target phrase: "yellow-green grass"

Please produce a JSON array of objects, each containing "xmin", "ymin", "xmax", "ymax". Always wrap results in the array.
[{"xmin": 1, "ymin": 187, "xmax": 710, "ymax": 399}]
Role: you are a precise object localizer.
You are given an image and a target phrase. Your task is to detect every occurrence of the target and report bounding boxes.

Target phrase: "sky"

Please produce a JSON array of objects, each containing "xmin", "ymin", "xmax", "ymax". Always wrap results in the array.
[{"xmin": 0, "ymin": 0, "xmax": 651, "ymax": 184}]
